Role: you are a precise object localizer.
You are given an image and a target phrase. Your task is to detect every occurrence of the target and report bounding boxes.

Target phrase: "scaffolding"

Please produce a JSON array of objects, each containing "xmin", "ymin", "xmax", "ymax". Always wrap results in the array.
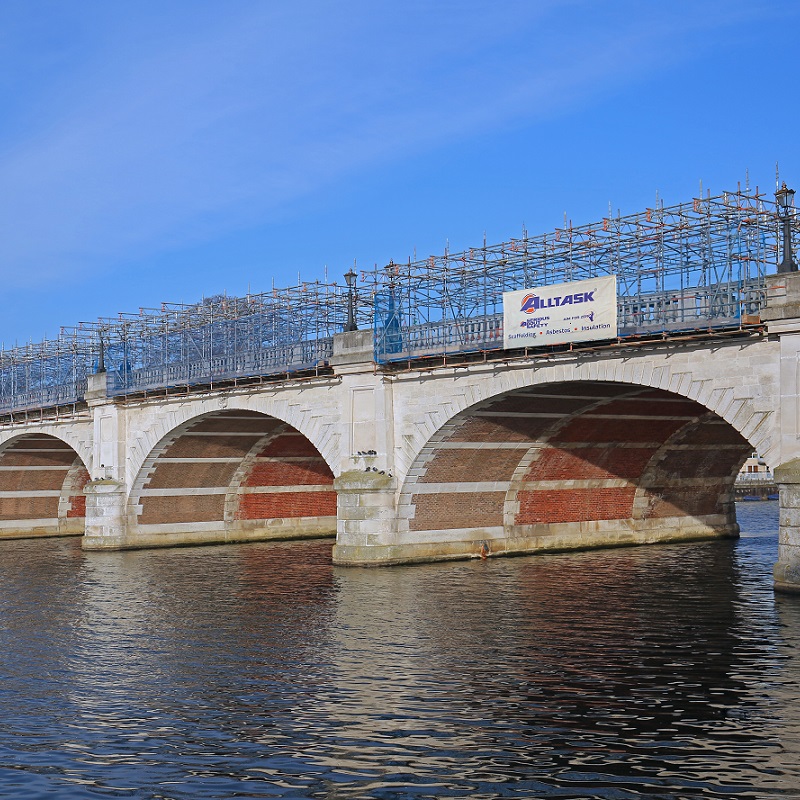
[
  {"xmin": 373, "ymin": 185, "xmax": 786, "ymax": 360},
  {"xmin": 0, "ymin": 182, "xmax": 795, "ymax": 416},
  {"xmin": 0, "ymin": 281, "xmax": 357, "ymax": 415}
]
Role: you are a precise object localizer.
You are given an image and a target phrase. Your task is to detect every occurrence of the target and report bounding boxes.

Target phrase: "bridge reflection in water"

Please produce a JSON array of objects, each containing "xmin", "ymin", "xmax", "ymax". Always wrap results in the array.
[{"xmin": 0, "ymin": 502, "xmax": 797, "ymax": 797}]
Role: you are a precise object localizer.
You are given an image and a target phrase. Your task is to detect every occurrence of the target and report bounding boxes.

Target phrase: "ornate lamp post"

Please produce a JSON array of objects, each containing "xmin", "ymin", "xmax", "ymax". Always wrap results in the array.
[
  {"xmin": 344, "ymin": 268, "xmax": 358, "ymax": 332},
  {"xmin": 776, "ymin": 182, "xmax": 797, "ymax": 274}
]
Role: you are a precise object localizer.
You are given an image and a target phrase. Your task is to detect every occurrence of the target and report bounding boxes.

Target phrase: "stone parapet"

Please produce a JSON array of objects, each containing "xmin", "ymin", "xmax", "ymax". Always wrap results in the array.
[
  {"xmin": 763, "ymin": 272, "xmax": 800, "ymax": 327},
  {"xmin": 85, "ymin": 372, "xmax": 109, "ymax": 407},
  {"xmin": 329, "ymin": 330, "xmax": 375, "ymax": 372}
]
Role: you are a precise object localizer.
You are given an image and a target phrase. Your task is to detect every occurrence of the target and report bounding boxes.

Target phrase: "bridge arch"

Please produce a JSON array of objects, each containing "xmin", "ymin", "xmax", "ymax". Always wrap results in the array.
[
  {"xmin": 0, "ymin": 431, "xmax": 90, "ymax": 539},
  {"xmin": 124, "ymin": 393, "xmax": 341, "ymax": 490},
  {"xmin": 397, "ymin": 379, "xmax": 756, "ymax": 556},
  {"xmin": 394, "ymin": 348, "xmax": 776, "ymax": 483},
  {"xmin": 127, "ymin": 408, "xmax": 337, "ymax": 545},
  {"xmin": 0, "ymin": 424, "xmax": 93, "ymax": 470}
]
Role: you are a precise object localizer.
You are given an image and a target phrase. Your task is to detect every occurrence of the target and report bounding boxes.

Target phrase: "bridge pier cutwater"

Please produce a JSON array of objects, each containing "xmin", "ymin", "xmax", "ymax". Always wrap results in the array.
[{"xmin": 3, "ymin": 276, "xmax": 800, "ymax": 592}]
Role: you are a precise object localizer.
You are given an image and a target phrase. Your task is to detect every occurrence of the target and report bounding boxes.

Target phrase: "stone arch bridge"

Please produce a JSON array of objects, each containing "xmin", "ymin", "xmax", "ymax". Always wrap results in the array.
[{"xmin": 2, "ymin": 277, "xmax": 800, "ymax": 593}]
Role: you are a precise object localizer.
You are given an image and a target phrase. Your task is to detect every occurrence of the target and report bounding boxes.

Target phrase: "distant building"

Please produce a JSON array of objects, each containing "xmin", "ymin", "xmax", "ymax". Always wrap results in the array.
[
  {"xmin": 735, "ymin": 452, "xmax": 776, "ymax": 498},
  {"xmin": 739, "ymin": 452, "xmax": 771, "ymax": 478}
]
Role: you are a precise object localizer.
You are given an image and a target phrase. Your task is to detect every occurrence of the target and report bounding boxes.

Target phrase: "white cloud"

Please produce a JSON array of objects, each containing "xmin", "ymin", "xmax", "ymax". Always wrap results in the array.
[{"xmin": 0, "ymin": 0, "xmax": 785, "ymax": 285}]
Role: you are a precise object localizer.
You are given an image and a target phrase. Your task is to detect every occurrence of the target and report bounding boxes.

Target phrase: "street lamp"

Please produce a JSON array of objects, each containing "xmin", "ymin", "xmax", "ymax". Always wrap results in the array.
[
  {"xmin": 776, "ymin": 182, "xmax": 797, "ymax": 274},
  {"xmin": 344, "ymin": 268, "xmax": 358, "ymax": 332},
  {"xmin": 96, "ymin": 331, "xmax": 106, "ymax": 374}
]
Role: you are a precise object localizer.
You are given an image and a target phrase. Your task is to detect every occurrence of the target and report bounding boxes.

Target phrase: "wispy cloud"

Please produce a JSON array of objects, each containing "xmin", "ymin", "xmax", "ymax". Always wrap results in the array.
[{"xmin": 0, "ymin": 0, "xmax": 784, "ymax": 286}]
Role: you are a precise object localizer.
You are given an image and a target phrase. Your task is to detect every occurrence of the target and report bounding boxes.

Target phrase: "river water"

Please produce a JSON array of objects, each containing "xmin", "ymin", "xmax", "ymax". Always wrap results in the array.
[{"xmin": 0, "ymin": 502, "xmax": 798, "ymax": 799}]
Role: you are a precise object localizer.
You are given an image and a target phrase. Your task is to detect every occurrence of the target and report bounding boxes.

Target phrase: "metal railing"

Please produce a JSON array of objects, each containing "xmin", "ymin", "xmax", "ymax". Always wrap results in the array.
[
  {"xmin": 106, "ymin": 337, "xmax": 334, "ymax": 396},
  {"xmin": 735, "ymin": 471, "xmax": 775, "ymax": 485},
  {"xmin": 374, "ymin": 279, "xmax": 767, "ymax": 362}
]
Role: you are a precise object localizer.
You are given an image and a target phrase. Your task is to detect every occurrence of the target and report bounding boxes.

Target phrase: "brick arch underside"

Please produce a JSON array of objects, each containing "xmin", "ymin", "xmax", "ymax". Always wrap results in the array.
[
  {"xmin": 0, "ymin": 434, "xmax": 89, "ymax": 539},
  {"xmin": 132, "ymin": 410, "xmax": 336, "ymax": 542},
  {"xmin": 401, "ymin": 382, "xmax": 752, "ymax": 554}
]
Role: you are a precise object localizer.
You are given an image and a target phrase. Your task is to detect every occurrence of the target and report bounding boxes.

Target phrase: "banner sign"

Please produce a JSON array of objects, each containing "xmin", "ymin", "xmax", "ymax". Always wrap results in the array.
[{"xmin": 503, "ymin": 275, "xmax": 617, "ymax": 349}]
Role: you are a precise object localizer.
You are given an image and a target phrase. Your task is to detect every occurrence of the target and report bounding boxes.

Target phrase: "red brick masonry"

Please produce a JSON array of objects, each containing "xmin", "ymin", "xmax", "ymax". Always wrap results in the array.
[
  {"xmin": 408, "ymin": 382, "xmax": 751, "ymax": 535},
  {"xmin": 0, "ymin": 435, "xmax": 86, "ymax": 523},
  {"xmin": 138, "ymin": 411, "xmax": 335, "ymax": 526}
]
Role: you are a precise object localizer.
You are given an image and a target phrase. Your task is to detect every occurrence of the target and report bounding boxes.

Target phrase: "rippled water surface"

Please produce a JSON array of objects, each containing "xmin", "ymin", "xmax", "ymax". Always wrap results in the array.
[{"xmin": 1, "ymin": 502, "xmax": 799, "ymax": 799}]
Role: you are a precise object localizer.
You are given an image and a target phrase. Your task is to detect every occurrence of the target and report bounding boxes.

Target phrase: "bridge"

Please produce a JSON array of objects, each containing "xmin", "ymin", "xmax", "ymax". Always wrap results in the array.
[{"xmin": 2, "ymin": 184, "xmax": 800, "ymax": 593}]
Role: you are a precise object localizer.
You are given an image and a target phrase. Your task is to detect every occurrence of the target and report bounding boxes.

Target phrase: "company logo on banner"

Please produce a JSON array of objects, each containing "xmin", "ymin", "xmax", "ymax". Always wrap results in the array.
[{"xmin": 503, "ymin": 275, "xmax": 617, "ymax": 349}]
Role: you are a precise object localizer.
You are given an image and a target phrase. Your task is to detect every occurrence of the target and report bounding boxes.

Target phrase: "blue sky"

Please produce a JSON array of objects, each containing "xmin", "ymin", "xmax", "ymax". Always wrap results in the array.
[{"xmin": 0, "ymin": 1, "xmax": 797, "ymax": 344}]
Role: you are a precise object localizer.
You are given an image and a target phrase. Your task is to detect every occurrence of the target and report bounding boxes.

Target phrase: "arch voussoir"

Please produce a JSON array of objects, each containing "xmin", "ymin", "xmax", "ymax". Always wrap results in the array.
[{"xmin": 395, "ymin": 343, "xmax": 775, "ymax": 485}]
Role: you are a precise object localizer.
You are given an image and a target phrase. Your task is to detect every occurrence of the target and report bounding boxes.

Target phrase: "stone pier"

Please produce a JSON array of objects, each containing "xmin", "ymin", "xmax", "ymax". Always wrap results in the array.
[{"xmin": 774, "ymin": 462, "xmax": 800, "ymax": 594}]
